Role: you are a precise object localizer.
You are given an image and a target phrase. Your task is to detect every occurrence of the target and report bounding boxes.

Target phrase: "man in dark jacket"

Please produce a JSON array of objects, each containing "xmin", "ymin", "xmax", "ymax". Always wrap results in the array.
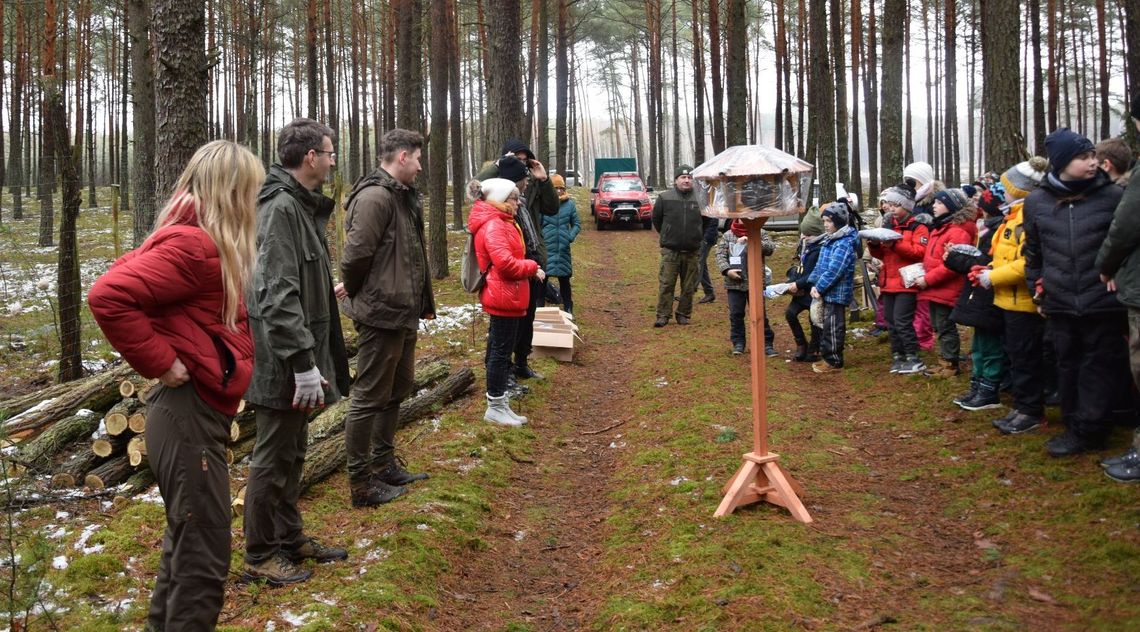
[
  {"xmin": 243, "ymin": 119, "xmax": 351, "ymax": 586},
  {"xmin": 1095, "ymin": 93, "xmax": 1140, "ymax": 481},
  {"xmin": 652, "ymin": 165, "xmax": 704, "ymax": 327},
  {"xmin": 340, "ymin": 129, "xmax": 437, "ymax": 507},
  {"xmin": 1024, "ymin": 127, "xmax": 1131, "ymax": 457},
  {"xmin": 475, "ymin": 139, "xmax": 558, "ymax": 381}
]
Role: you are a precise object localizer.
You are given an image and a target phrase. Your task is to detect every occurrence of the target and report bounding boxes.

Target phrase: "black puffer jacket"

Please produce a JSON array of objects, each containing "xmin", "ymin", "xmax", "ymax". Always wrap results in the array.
[
  {"xmin": 951, "ymin": 216, "xmax": 1003, "ymax": 332},
  {"xmin": 1023, "ymin": 170, "xmax": 1124, "ymax": 317}
]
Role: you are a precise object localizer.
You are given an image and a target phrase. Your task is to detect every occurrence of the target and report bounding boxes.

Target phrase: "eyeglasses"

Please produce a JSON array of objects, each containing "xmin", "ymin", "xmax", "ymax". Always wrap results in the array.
[{"xmin": 312, "ymin": 149, "xmax": 337, "ymax": 160}]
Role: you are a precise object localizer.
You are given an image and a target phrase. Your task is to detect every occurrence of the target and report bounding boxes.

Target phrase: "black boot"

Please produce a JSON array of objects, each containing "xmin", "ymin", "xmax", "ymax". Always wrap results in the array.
[
  {"xmin": 350, "ymin": 478, "xmax": 406, "ymax": 507},
  {"xmin": 1101, "ymin": 448, "xmax": 1140, "ymax": 469},
  {"xmin": 953, "ymin": 377, "xmax": 980, "ymax": 406},
  {"xmin": 514, "ymin": 363, "xmax": 544, "ymax": 380},
  {"xmin": 995, "ymin": 412, "xmax": 1044, "ymax": 435},
  {"xmin": 959, "ymin": 379, "xmax": 1002, "ymax": 411},
  {"xmin": 793, "ymin": 344, "xmax": 810, "ymax": 362},
  {"xmin": 375, "ymin": 455, "xmax": 430, "ymax": 486},
  {"xmin": 1045, "ymin": 429, "xmax": 1106, "ymax": 457}
]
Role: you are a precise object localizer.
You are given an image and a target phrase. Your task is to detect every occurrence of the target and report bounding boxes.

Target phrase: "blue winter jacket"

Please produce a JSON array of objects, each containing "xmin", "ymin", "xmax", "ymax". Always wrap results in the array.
[
  {"xmin": 807, "ymin": 226, "xmax": 858, "ymax": 305},
  {"xmin": 542, "ymin": 198, "xmax": 581, "ymax": 278}
]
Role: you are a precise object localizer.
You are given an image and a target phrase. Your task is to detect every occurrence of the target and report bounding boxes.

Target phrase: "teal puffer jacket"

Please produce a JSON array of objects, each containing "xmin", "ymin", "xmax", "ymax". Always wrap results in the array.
[{"xmin": 542, "ymin": 198, "xmax": 581, "ymax": 278}]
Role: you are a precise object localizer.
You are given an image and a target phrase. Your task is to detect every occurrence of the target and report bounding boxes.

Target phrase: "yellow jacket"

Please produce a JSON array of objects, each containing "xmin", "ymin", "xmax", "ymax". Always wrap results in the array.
[{"xmin": 988, "ymin": 202, "xmax": 1036, "ymax": 313}]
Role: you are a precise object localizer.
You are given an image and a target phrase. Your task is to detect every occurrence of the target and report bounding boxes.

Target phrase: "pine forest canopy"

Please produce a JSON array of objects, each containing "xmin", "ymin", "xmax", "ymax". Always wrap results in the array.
[{"xmin": 0, "ymin": 0, "xmax": 1138, "ymax": 222}]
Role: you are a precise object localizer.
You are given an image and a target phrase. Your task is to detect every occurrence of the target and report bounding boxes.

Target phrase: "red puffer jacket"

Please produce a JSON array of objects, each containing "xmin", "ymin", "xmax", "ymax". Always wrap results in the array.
[
  {"xmin": 868, "ymin": 214, "xmax": 930, "ymax": 293},
  {"xmin": 88, "ymin": 196, "xmax": 254, "ymax": 416},
  {"xmin": 469, "ymin": 199, "xmax": 539, "ymax": 317},
  {"xmin": 918, "ymin": 211, "xmax": 977, "ymax": 307}
]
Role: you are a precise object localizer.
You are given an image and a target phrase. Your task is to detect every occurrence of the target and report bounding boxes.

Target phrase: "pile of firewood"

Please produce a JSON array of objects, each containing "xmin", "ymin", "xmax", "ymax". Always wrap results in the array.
[{"xmin": 2, "ymin": 357, "xmax": 476, "ymax": 512}]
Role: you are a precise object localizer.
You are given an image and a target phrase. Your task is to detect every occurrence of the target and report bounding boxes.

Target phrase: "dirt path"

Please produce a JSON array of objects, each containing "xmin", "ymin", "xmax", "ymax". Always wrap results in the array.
[{"xmin": 433, "ymin": 228, "xmax": 650, "ymax": 629}]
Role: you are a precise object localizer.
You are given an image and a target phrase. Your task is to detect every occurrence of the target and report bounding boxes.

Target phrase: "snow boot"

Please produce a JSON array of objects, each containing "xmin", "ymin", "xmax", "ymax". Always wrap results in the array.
[
  {"xmin": 953, "ymin": 377, "xmax": 981, "ymax": 407},
  {"xmin": 958, "ymin": 379, "xmax": 1003, "ymax": 411},
  {"xmin": 484, "ymin": 393, "xmax": 527, "ymax": 427}
]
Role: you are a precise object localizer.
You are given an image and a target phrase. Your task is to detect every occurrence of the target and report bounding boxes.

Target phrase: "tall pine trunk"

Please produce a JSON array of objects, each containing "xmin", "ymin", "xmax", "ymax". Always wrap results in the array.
[
  {"xmin": 693, "ymin": 0, "xmax": 707, "ymax": 163},
  {"xmin": 555, "ymin": 0, "xmax": 569, "ymax": 174},
  {"xmin": 983, "ymin": 0, "xmax": 1027, "ymax": 169},
  {"xmin": 943, "ymin": 0, "xmax": 959, "ymax": 184},
  {"xmin": 130, "ymin": 0, "xmax": 156, "ymax": 246},
  {"xmin": 808, "ymin": 0, "xmax": 836, "ymax": 200},
  {"xmin": 708, "ymin": 0, "xmax": 725, "ymax": 153},
  {"xmin": 153, "ymin": 0, "xmax": 208, "ymax": 201},
  {"xmin": 485, "ymin": 0, "xmax": 522, "ymax": 158},
  {"xmin": 864, "ymin": 0, "xmax": 879, "ymax": 197},
  {"xmin": 428, "ymin": 0, "xmax": 449, "ymax": 279},
  {"xmin": 880, "ymin": 0, "xmax": 905, "ymax": 183},
  {"xmin": 725, "ymin": 0, "xmax": 748, "ymax": 146},
  {"xmin": 830, "ymin": 0, "xmax": 849, "ymax": 188},
  {"xmin": 448, "ymin": 0, "xmax": 465, "ymax": 229},
  {"xmin": 851, "ymin": 0, "xmax": 863, "ymax": 201}
]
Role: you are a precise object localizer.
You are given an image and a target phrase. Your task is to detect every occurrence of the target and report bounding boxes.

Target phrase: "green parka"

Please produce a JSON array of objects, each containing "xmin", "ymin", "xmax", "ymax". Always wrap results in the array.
[
  {"xmin": 651, "ymin": 187, "xmax": 703, "ymax": 252},
  {"xmin": 341, "ymin": 167, "xmax": 436, "ymax": 330},
  {"xmin": 245, "ymin": 165, "xmax": 350, "ymax": 410},
  {"xmin": 1096, "ymin": 175, "xmax": 1140, "ymax": 309}
]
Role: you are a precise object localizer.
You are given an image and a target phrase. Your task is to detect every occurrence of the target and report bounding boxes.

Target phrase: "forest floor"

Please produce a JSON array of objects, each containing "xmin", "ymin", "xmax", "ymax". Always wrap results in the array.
[{"xmin": 2, "ymin": 187, "xmax": 1139, "ymax": 631}]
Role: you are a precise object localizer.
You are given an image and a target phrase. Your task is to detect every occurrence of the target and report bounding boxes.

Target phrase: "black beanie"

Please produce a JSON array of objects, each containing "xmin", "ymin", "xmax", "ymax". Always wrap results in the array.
[
  {"xmin": 1131, "ymin": 92, "xmax": 1140, "ymax": 121},
  {"xmin": 500, "ymin": 138, "xmax": 535, "ymax": 161},
  {"xmin": 497, "ymin": 154, "xmax": 529, "ymax": 183},
  {"xmin": 820, "ymin": 202, "xmax": 849, "ymax": 228},
  {"xmin": 1044, "ymin": 128, "xmax": 1095, "ymax": 175}
]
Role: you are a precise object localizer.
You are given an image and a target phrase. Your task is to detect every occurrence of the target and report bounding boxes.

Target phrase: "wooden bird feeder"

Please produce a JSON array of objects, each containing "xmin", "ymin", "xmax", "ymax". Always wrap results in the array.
[{"xmin": 692, "ymin": 145, "xmax": 814, "ymax": 523}]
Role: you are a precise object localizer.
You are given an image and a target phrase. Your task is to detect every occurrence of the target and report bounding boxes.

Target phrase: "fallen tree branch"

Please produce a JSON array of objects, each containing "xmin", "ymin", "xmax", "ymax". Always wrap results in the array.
[{"xmin": 580, "ymin": 418, "xmax": 628, "ymax": 435}]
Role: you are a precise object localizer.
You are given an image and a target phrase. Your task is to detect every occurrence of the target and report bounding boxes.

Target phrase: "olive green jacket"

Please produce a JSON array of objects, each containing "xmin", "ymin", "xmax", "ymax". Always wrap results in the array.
[
  {"xmin": 245, "ymin": 165, "xmax": 350, "ymax": 410},
  {"xmin": 651, "ymin": 187, "xmax": 703, "ymax": 252},
  {"xmin": 1096, "ymin": 176, "xmax": 1140, "ymax": 309},
  {"xmin": 341, "ymin": 167, "xmax": 436, "ymax": 330}
]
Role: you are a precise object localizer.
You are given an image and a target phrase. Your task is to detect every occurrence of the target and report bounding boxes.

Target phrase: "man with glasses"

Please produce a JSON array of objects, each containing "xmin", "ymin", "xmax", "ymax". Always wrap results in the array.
[{"xmin": 242, "ymin": 118, "xmax": 351, "ymax": 586}]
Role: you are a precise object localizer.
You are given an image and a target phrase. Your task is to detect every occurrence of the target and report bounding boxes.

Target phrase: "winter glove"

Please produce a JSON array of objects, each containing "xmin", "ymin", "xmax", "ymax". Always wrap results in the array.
[
  {"xmin": 293, "ymin": 366, "xmax": 326, "ymax": 409},
  {"xmin": 967, "ymin": 265, "xmax": 992, "ymax": 289}
]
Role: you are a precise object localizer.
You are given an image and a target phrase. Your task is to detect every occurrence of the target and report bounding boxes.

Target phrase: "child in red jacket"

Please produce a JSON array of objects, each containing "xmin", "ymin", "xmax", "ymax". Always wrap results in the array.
[
  {"xmin": 915, "ymin": 188, "xmax": 977, "ymax": 377},
  {"xmin": 868, "ymin": 185, "xmax": 930, "ymax": 375}
]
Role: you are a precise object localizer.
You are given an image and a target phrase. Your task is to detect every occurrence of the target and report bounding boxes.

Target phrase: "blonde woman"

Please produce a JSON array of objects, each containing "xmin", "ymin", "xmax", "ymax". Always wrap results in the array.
[{"xmin": 89, "ymin": 140, "xmax": 263, "ymax": 630}]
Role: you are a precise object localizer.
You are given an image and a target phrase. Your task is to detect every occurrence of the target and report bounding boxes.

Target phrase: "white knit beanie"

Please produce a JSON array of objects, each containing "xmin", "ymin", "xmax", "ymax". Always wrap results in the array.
[
  {"xmin": 903, "ymin": 161, "xmax": 935, "ymax": 187},
  {"xmin": 480, "ymin": 178, "xmax": 518, "ymax": 204}
]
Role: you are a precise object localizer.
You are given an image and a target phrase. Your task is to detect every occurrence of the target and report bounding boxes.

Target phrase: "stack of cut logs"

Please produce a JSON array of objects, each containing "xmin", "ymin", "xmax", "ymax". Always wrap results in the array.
[{"xmin": 2, "ymin": 357, "xmax": 476, "ymax": 512}]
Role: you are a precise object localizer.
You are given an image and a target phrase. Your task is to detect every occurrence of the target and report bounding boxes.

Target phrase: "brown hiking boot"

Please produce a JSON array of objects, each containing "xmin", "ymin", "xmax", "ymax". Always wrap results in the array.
[
  {"xmin": 350, "ymin": 478, "xmax": 406, "ymax": 507},
  {"xmin": 240, "ymin": 553, "xmax": 312, "ymax": 586},
  {"xmin": 285, "ymin": 537, "xmax": 348, "ymax": 564},
  {"xmin": 931, "ymin": 359, "xmax": 960, "ymax": 378}
]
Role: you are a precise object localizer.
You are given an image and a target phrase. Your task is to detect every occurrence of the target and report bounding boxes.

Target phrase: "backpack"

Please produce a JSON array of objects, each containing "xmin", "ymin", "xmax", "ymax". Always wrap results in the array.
[{"xmin": 460, "ymin": 230, "xmax": 490, "ymax": 293}]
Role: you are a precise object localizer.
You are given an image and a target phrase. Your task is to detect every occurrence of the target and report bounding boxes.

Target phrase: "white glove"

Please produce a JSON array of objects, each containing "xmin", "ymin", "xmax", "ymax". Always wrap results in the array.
[
  {"xmin": 292, "ymin": 366, "xmax": 326, "ymax": 409},
  {"xmin": 978, "ymin": 269, "xmax": 993, "ymax": 289}
]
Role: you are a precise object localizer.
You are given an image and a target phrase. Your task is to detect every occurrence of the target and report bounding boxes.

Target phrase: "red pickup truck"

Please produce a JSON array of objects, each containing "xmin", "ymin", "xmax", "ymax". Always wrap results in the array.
[{"xmin": 590, "ymin": 172, "xmax": 653, "ymax": 230}]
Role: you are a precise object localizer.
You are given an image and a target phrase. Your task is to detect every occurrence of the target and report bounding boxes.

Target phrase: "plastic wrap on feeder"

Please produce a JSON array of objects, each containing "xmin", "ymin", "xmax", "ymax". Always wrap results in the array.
[
  {"xmin": 695, "ymin": 173, "xmax": 806, "ymax": 219},
  {"xmin": 691, "ymin": 145, "xmax": 814, "ymax": 219}
]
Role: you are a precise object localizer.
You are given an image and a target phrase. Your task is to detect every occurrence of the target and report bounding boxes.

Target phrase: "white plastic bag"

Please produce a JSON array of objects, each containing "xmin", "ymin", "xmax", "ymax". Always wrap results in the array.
[
  {"xmin": 899, "ymin": 262, "xmax": 926, "ymax": 288},
  {"xmin": 858, "ymin": 227, "xmax": 903, "ymax": 241},
  {"xmin": 810, "ymin": 297, "xmax": 824, "ymax": 327}
]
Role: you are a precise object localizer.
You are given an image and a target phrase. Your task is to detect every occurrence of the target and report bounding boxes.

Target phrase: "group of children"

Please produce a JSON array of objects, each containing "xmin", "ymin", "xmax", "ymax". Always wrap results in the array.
[{"xmin": 713, "ymin": 124, "xmax": 1140, "ymax": 479}]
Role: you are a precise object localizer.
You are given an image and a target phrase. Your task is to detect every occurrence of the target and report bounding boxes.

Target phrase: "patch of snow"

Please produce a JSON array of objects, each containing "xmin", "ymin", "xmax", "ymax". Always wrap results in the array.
[
  {"xmin": 138, "ymin": 486, "xmax": 164, "ymax": 505},
  {"xmin": 74, "ymin": 523, "xmax": 101, "ymax": 551},
  {"xmin": 280, "ymin": 610, "xmax": 314, "ymax": 627},
  {"xmin": 419, "ymin": 303, "xmax": 483, "ymax": 335},
  {"xmin": 513, "ymin": 530, "xmax": 526, "ymax": 541},
  {"xmin": 669, "ymin": 476, "xmax": 689, "ymax": 486},
  {"xmin": 265, "ymin": 621, "xmax": 277, "ymax": 632},
  {"xmin": 355, "ymin": 538, "xmax": 373, "ymax": 549},
  {"xmin": 3, "ymin": 397, "xmax": 59, "ymax": 428},
  {"xmin": 98, "ymin": 597, "xmax": 133, "ymax": 614},
  {"xmin": 312, "ymin": 593, "xmax": 338, "ymax": 606},
  {"xmin": 47, "ymin": 526, "xmax": 67, "ymax": 540},
  {"xmin": 363, "ymin": 547, "xmax": 390, "ymax": 563},
  {"xmin": 608, "ymin": 441, "xmax": 627, "ymax": 449},
  {"xmin": 654, "ymin": 377, "xmax": 669, "ymax": 388},
  {"xmin": 416, "ymin": 523, "xmax": 431, "ymax": 531},
  {"xmin": 52, "ymin": 555, "xmax": 68, "ymax": 570},
  {"xmin": 55, "ymin": 510, "xmax": 70, "ymax": 520}
]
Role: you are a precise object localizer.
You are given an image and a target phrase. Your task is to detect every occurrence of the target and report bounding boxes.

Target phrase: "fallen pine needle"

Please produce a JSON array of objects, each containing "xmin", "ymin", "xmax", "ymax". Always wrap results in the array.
[{"xmin": 581, "ymin": 418, "xmax": 628, "ymax": 435}]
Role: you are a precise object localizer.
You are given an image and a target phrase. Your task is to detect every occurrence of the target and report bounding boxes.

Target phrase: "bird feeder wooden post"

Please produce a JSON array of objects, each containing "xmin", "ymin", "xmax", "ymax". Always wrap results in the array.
[{"xmin": 691, "ymin": 146, "xmax": 814, "ymax": 524}]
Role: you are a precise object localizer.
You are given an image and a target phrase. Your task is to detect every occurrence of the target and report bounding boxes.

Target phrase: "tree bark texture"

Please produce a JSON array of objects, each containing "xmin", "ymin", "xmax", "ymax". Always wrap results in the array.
[
  {"xmin": 983, "ymin": 0, "xmax": 1027, "ymax": 170},
  {"xmin": 808, "ymin": 0, "xmax": 837, "ymax": 200},
  {"xmin": 725, "ymin": 0, "xmax": 748, "ymax": 146},
  {"xmin": 428, "ymin": 0, "xmax": 450, "ymax": 279},
  {"xmin": 485, "ymin": 0, "xmax": 524, "ymax": 160},
  {"xmin": 129, "ymin": 0, "xmax": 157, "ymax": 246},
  {"xmin": 152, "ymin": 0, "xmax": 207, "ymax": 202},
  {"xmin": 880, "ymin": 0, "xmax": 905, "ymax": 186}
]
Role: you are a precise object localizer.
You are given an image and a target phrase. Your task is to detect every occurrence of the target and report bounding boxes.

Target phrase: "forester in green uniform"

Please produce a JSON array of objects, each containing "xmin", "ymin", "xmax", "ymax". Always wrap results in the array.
[{"xmin": 652, "ymin": 165, "xmax": 704, "ymax": 327}]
